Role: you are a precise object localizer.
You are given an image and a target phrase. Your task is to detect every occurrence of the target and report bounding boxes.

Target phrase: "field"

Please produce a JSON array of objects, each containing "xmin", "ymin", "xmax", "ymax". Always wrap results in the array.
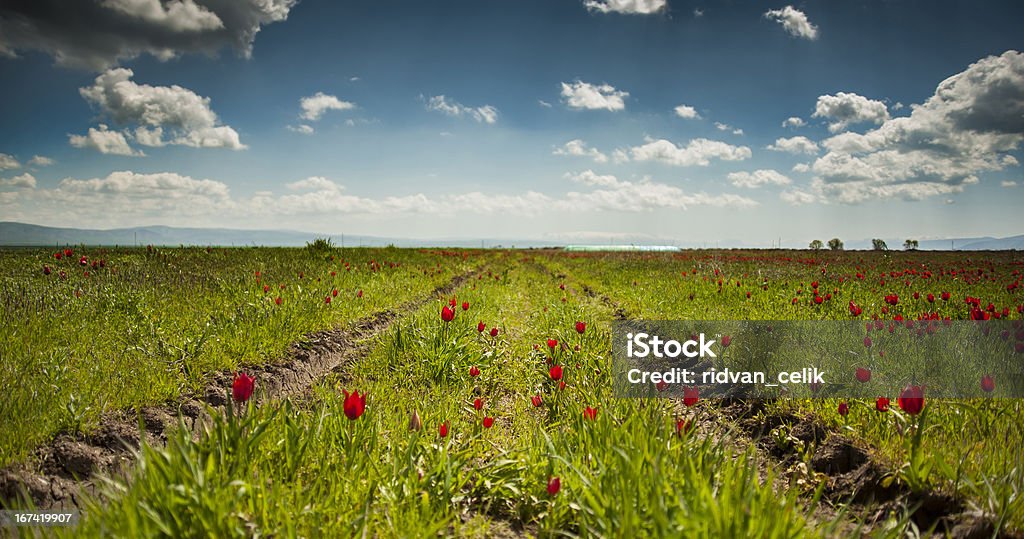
[{"xmin": 1, "ymin": 245, "xmax": 1023, "ymax": 537}]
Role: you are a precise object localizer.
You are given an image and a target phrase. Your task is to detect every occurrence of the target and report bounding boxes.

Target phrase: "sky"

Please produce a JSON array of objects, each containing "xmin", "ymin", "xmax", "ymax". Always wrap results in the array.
[{"xmin": 0, "ymin": 0, "xmax": 1022, "ymax": 247}]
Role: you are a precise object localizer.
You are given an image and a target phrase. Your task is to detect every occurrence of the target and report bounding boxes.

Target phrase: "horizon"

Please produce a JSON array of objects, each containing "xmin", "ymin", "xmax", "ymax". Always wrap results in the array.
[{"xmin": 1, "ymin": 1, "xmax": 1023, "ymax": 243}]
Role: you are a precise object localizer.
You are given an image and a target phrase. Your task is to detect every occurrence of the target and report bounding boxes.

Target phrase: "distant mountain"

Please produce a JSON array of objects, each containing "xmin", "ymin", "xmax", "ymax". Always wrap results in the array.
[{"xmin": 0, "ymin": 222, "xmax": 1020, "ymax": 250}]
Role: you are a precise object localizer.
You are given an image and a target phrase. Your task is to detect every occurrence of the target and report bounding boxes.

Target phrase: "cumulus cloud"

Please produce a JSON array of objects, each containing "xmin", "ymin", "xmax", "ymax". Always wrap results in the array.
[
  {"xmin": 782, "ymin": 116, "xmax": 806, "ymax": 128},
  {"xmin": 27, "ymin": 155, "xmax": 55, "ymax": 167},
  {"xmin": 763, "ymin": 6, "xmax": 818, "ymax": 40},
  {"xmin": 426, "ymin": 95, "xmax": 499, "ymax": 124},
  {"xmin": 813, "ymin": 92, "xmax": 890, "ymax": 133},
  {"xmin": 792, "ymin": 163, "xmax": 811, "ymax": 173},
  {"xmin": 807, "ymin": 50, "xmax": 1024, "ymax": 204},
  {"xmin": 674, "ymin": 105, "xmax": 701, "ymax": 119},
  {"xmin": 583, "ymin": 0, "xmax": 666, "ymax": 15},
  {"xmin": 0, "ymin": 0, "xmax": 296, "ymax": 70},
  {"xmin": 299, "ymin": 92, "xmax": 355, "ymax": 121},
  {"xmin": 0, "ymin": 173, "xmax": 36, "ymax": 189},
  {"xmin": 563, "ymin": 171, "xmax": 758, "ymax": 212},
  {"xmin": 767, "ymin": 136, "xmax": 819, "ymax": 155},
  {"xmin": 560, "ymin": 81, "xmax": 628, "ymax": 111},
  {"xmin": 287, "ymin": 124, "xmax": 314, "ymax": 135},
  {"xmin": 714, "ymin": 122, "xmax": 744, "ymax": 135},
  {"xmin": 629, "ymin": 137, "xmax": 752, "ymax": 167},
  {"xmin": 78, "ymin": 68, "xmax": 245, "ymax": 151},
  {"xmin": 69, "ymin": 124, "xmax": 144, "ymax": 156},
  {"xmin": 564, "ymin": 170, "xmax": 619, "ymax": 187},
  {"xmin": 553, "ymin": 139, "xmax": 608, "ymax": 163},
  {"xmin": 727, "ymin": 169, "xmax": 792, "ymax": 188},
  {"xmin": 0, "ymin": 153, "xmax": 19, "ymax": 170},
  {"xmin": 780, "ymin": 189, "xmax": 818, "ymax": 206}
]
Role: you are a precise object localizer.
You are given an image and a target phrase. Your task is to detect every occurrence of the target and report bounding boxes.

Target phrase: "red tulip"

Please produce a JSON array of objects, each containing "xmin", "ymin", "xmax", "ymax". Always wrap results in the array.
[
  {"xmin": 449, "ymin": 297, "xmax": 457, "ymax": 307},
  {"xmin": 489, "ymin": 327, "xmax": 499, "ymax": 337},
  {"xmin": 343, "ymin": 389, "xmax": 367, "ymax": 420},
  {"xmin": 721, "ymin": 335, "xmax": 732, "ymax": 348},
  {"xmin": 275, "ymin": 297, "xmax": 283, "ymax": 305},
  {"xmin": 547, "ymin": 338, "xmax": 558, "ymax": 350},
  {"xmin": 263, "ymin": 284, "xmax": 270, "ymax": 293},
  {"xmin": 575, "ymin": 321, "xmax": 586, "ymax": 334},
  {"xmin": 655, "ymin": 380, "xmax": 668, "ymax": 392},
  {"xmin": 897, "ymin": 385, "xmax": 924, "ymax": 415},
  {"xmin": 583, "ymin": 406, "xmax": 598, "ymax": 420},
  {"xmin": 356, "ymin": 289, "xmax": 363, "ymax": 298},
  {"xmin": 439, "ymin": 422, "xmax": 449, "ymax": 437},
  {"xmin": 558, "ymin": 381, "xmax": 566, "ymax": 391},
  {"xmin": 531, "ymin": 395, "xmax": 543, "ymax": 407},
  {"xmin": 981, "ymin": 375, "xmax": 995, "ymax": 393},
  {"xmin": 927, "ymin": 293, "xmax": 935, "ymax": 303},
  {"xmin": 856, "ymin": 367, "xmax": 871, "ymax": 383},
  {"xmin": 473, "ymin": 397, "xmax": 483, "ymax": 410},
  {"xmin": 63, "ymin": 248, "xmax": 73, "ymax": 257},
  {"xmin": 324, "ymin": 296, "xmax": 331, "ymax": 304},
  {"xmin": 849, "ymin": 301, "xmax": 863, "ymax": 316},
  {"xmin": 549, "ymin": 365, "xmax": 563, "ymax": 381},
  {"xmin": 838, "ymin": 402, "xmax": 849, "ymax": 416},
  {"xmin": 683, "ymin": 387, "xmax": 699, "ymax": 407},
  {"xmin": 876, "ymin": 396, "xmax": 890, "ymax": 412},
  {"xmin": 462, "ymin": 301, "xmax": 470, "ymax": 311},
  {"xmin": 232, "ymin": 372, "xmax": 255, "ymax": 403},
  {"xmin": 676, "ymin": 418, "xmax": 694, "ymax": 435},
  {"xmin": 863, "ymin": 336, "xmax": 872, "ymax": 348},
  {"xmin": 547, "ymin": 476, "xmax": 561, "ymax": 496},
  {"xmin": 941, "ymin": 291, "xmax": 950, "ymax": 301},
  {"xmin": 42, "ymin": 265, "xmax": 51, "ymax": 275},
  {"xmin": 469, "ymin": 365, "xmax": 480, "ymax": 377},
  {"xmin": 332, "ymin": 288, "xmax": 338, "ymax": 297},
  {"xmin": 477, "ymin": 321, "xmax": 486, "ymax": 332},
  {"xmin": 441, "ymin": 305, "xmax": 455, "ymax": 322},
  {"xmin": 482, "ymin": 416, "xmax": 494, "ymax": 428}
]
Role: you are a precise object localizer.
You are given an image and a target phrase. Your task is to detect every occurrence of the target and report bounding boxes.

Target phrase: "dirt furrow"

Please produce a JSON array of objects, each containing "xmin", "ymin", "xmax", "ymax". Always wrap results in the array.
[{"xmin": 0, "ymin": 270, "xmax": 476, "ymax": 511}]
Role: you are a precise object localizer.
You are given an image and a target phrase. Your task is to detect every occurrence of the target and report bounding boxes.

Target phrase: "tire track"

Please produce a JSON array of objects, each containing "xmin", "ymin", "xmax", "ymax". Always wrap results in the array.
[{"xmin": 0, "ymin": 269, "xmax": 476, "ymax": 511}]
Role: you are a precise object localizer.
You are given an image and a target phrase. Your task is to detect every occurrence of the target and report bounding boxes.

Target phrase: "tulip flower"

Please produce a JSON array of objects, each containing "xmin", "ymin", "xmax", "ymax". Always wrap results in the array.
[
  {"xmin": 981, "ymin": 375, "xmax": 995, "ymax": 393},
  {"xmin": 473, "ymin": 398, "xmax": 483, "ymax": 410},
  {"xmin": 655, "ymin": 380, "xmax": 668, "ymax": 392},
  {"xmin": 676, "ymin": 419, "xmax": 694, "ymax": 435},
  {"xmin": 477, "ymin": 321, "xmax": 486, "ymax": 332},
  {"xmin": 461, "ymin": 301, "xmax": 470, "ymax": 311},
  {"xmin": 863, "ymin": 336, "xmax": 872, "ymax": 348},
  {"xmin": 531, "ymin": 395, "xmax": 543, "ymax": 407},
  {"xmin": 275, "ymin": 297, "xmax": 283, "ymax": 305},
  {"xmin": 482, "ymin": 416, "xmax": 494, "ymax": 428},
  {"xmin": 547, "ymin": 476, "xmax": 561, "ymax": 496},
  {"xmin": 575, "ymin": 321, "xmax": 586, "ymax": 334},
  {"xmin": 469, "ymin": 365, "xmax": 480, "ymax": 377},
  {"xmin": 547, "ymin": 338, "xmax": 558, "ymax": 350},
  {"xmin": 721, "ymin": 335, "xmax": 732, "ymax": 348},
  {"xmin": 408, "ymin": 410, "xmax": 423, "ymax": 431},
  {"xmin": 489, "ymin": 327, "xmax": 499, "ymax": 337},
  {"xmin": 897, "ymin": 385, "xmax": 924, "ymax": 415},
  {"xmin": 855, "ymin": 367, "xmax": 871, "ymax": 383},
  {"xmin": 232, "ymin": 372, "xmax": 255, "ymax": 403},
  {"xmin": 324, "ymin": 296, "xmax": 331, "ymax": 304},
  {"xmin": 549, "ymin": 365, "xmax": 563, "ymax": 381},
  {"xmin": 439, "ymin": 422, "xmax": 449, "ymax": 438},
  {"xmin": 441, "ymin": 305, "xmax": 455, "ymax": 322},
  {"xmin": 838, "ymin": 402, "xmax": 849, "ymax": 416},
  {"xmin": 343, "ymin": 389, "xmax": 367, "ymax": 420},
  {"xmin": 849, "ymin": 301, "xmax": 863, "ymax": 316},
  {"xmin": 875, "ymin": 396, "xmax": 890, "ymax": 412},
  {"xmin": 683, "ymin": 387, "xmax": 699, "ymax": 407},
  {"xmin": 583, "ymin": 406, "xmax": 598, "ymax": 420}
]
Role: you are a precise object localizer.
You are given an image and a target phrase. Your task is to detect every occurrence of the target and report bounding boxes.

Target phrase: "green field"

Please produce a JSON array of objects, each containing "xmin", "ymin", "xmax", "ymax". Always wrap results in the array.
[{"xmin": 1, "ymin": 245, "xmax": 1022, "ymax": 537}]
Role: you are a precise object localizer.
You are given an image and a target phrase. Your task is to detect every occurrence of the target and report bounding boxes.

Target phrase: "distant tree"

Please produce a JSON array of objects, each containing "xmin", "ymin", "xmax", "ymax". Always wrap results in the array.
[
  {"xmin": 809, "ymin": 239, "xmax": 824, "ymax": 251},
  {"xmin": 872, "ymin": 239, "xmax": 888, "ymax": 251},
  {"xmin": 904, "ymin": 239, "xmax": 919, "ymax": 251},
  {"xmin": 827, "ymin": 238, "xmax": 844, "ymax": 251}
]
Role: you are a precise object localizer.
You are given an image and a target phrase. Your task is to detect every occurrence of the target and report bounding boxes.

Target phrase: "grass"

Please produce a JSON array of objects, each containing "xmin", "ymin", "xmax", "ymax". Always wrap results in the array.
[{"xmin": 1, "ymin": 247, "xmax": 1022, "ymax": 536}]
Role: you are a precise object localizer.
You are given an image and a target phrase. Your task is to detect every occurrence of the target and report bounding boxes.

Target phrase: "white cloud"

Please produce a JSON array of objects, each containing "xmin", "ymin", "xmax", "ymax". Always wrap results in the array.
[
  {"xmin": 538, "ymin": 99, "xmax": 553, "ymax": 108},
  {"xmin": 0, "ymin": 173, "xmax": 36, "ymax": 189},
  {"xmin": 1002, "ymin": 180, "xmax": 1018, "ymax": 188},
  {"xmin": 629, "ymin": 137, "xmax": 752, "ymax": 166},
  {"xmin": 69, "ymin": 124, "xmax": 144, "ymax": 156},
  {"xmin": 727, "ymin": 169, "xmax": 792, "ymax": 189},
  {"xmin": 560, "ymin": 81, "xmax": 628, "ymax": 111},
  {"xmin": 564, "ymin": 170, "xmax": 620, "ymax": 187},
  {"xmin": 79, "ymin": 68, "xmax": 245, "ymax": 150},
  {"xmin": 812, "ymin": 92, "xmax": 890, "ymax": 133},
  {"xmin": 764, "ymin": 6, "xmax": 818, "ymax": 40},
  {"xmin": 780, "ymin": 189, "xmax": 818, "ymax": 205},
  {"xmin": 27, "ymin": 155, "xmax": 55, "ymax": 167},
  {"xmin": 714, "ymin": 122, "xmax": 743, "ymax": 135},
  {"xmin": 583, "ymin": 0, "xmax": 666, "ymax": 15},
  {"xmin": 782, "ymin": 116, "xmax": 806, "ymax": 128},
  {"xmin": 299, "ymin": 92, "xmax": 356, "ymax": 121},
  {"xmin": 426, "ymin": 95, "xmax": 499, "ymax": 124},
  {"xmin": 554, "ymin": 139, "xmax": 609, "ymax": 163},
  {"xmin": 792, "ymin": 163, "xmax": 811, "ymax": 173},
  {"xmin": 808, "ymin": 50, "xmax": 1024, "ymax": 203},
  {"xmin": 287, "ymin": 124, "xmax": 315, "ymax": 135},
  {"xmin": 0, "ymin": 0, "xmax": 295, "ymax": 70},
  {"xmin": 100, "ymin": 0, "xmax": 224, "ymax": 32},
  {"xmin": 674, "ymin": 105, "xmax": 701, "ymax": 119},
  {"xmin": 563, "ymin": 172, "xmax": 758, "ymax": 212},
  {"xmin": 612, "ymin": 149, "xmax": 630, "ymax": 164},
  {"xmin": 767, "ymin": 136, "xmax": 819, "ymax": 155},
  {"xmin": 287, "ymin": 176, "xmax": 340, "ymax": 192},
  {"xmin": 0, "ymin": 154, "xmax": 19, "ymax": 170}
]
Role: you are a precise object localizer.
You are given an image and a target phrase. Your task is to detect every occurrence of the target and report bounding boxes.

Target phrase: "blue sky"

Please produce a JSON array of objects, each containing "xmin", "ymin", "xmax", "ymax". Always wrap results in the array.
[{"xmin": 0, "ymin": 0, "xmax": 1022, "ymax": 246}]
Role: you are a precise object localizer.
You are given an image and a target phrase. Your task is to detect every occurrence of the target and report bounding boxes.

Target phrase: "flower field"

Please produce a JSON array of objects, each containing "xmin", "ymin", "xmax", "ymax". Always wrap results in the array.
[{"xmin": 1, "ymin": 246, "xmax": 1022, "ymax": 537}]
